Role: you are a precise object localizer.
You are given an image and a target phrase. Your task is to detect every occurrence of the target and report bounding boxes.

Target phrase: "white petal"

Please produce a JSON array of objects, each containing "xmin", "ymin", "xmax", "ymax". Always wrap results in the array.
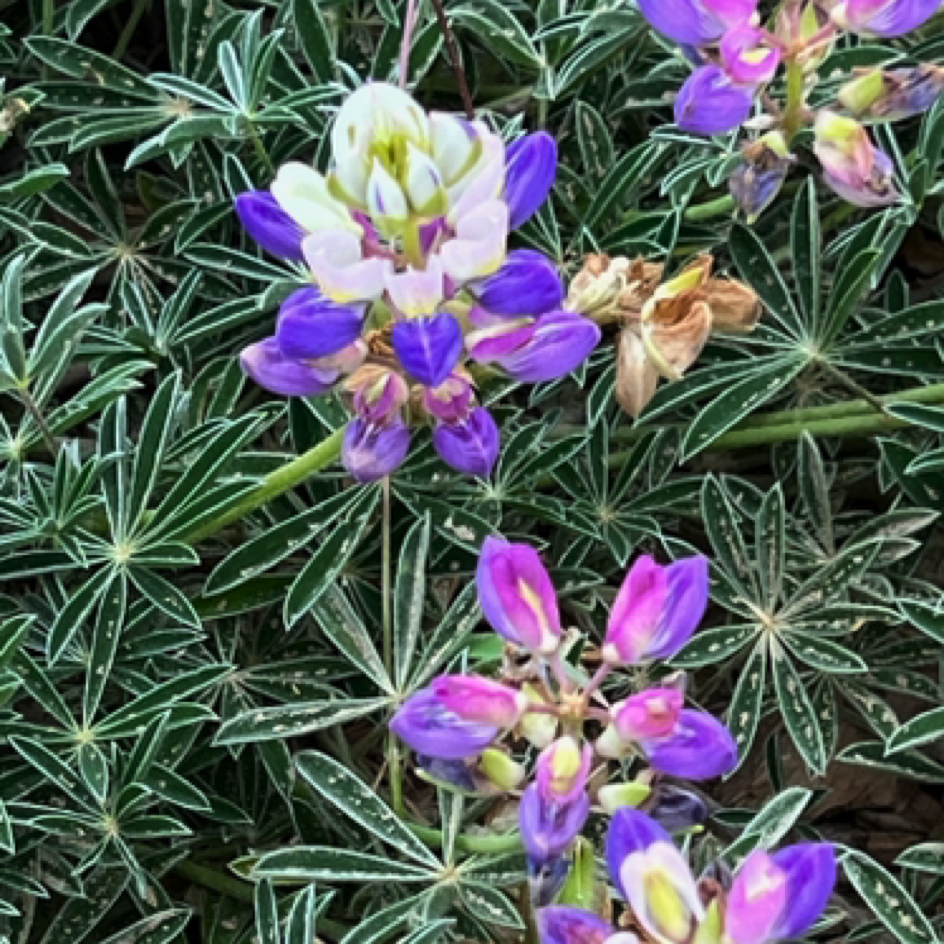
[
  {"xmin": 385, "ymin": 256, "xmax": 444, "ymax": 316},
  {"xmin": 303, "ymin": 231, "xmax": 391, "ymax": 302},
  {"xmin": 440, "ymin": 199, "xmax": 509, "ymax": 284},
  {"xmin": 447, "ymin": 127, "xmax": 506, "ymax": 223},
  {"xmin": 271, "ymin": 162, "xmax": 360, "ymax": 234}
]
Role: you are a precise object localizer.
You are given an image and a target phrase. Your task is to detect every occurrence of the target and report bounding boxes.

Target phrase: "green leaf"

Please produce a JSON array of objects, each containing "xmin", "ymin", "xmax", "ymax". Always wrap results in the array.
[
  {"xmin": 885, "ymin": 707, "xmax": 944, "ymax": 755},
  {"xmin": 253, "ymin": 847, "xmax": 434, "ymax": 883},
  {"xmin": 214, "ymin": 697, "xmax": 390, "ymax": 745},
  {"xmin": 724, "ymin": 640, "xmax": 767, "ymax": 774},
  {"xmin": 783, "ymin": 631, "xmax": 867, "ymax": 675},
  {"xmin": 838, "ymin": 740, "xmax": 944, "ymax": 782},
  {"xmin": 10, "ymin": 737, "xmax": 98, "ymax": 812},
  {"xmin": 790, "ymin": 178, "xmax": 820, "ymax": 329},
  {"xmin": 47, "ymin": 567, "xmax": 115, "ymax": 665},
  {"xmin": 128, "ymin": 566, "xmax": 200, "ymax": 628},
  {"xmin": 672, "ymin": 623, "xmax": 756, "ymax": 668},
  {"xmin": 756, "ymin": 485, "xmax": 785, "ymax": 609},
  {"xmin": 895, "ymin": 843, "xmax": 944, "ymax": 875},
  {"xmin": 293, "ymin": 0, "xmax": 335, "ymax": 83},
  {"xmin": 725, "ymin": 787, "xmax": 812, "ymax": 859},
  {"xmin": 25, "ymin": 38, "xmax": 158, "ymax": 98},
  {"xmin": 770, "ymin": 642, "xmax": 827, "ymax": 775},
  {"xmin": 98, "ymin": 909, "xmax": 192, "ymax": 944},
  {"xmin": 296, "ymin": 751, "xmax": 440, "ymax": 867},
  {"xmin": 843, "ymin": 851, "xmax": 936, "ymax": 944},
  {"xmin": 451, "ymin": 2, "xmax": 541, "ymax": 67},
  {"xmin": 254, "ymin": 880, "xmax": 279, "ymax": 944},
  {"xmin": 394, "ymin": 513, "xmax": 431, "ymax": 690},
  {"xmin": 701, "ymin": 476, "xmax": 757, "ymax": 596},
  {"xmin": 583, "ymin": 142, "xmax": 659, "ymax": 230}
]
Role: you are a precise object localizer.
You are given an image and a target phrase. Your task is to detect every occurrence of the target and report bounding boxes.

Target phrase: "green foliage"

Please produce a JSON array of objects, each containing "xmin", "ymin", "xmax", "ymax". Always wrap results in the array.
[{"xmin": 1, "ymin": 0, "xmax": 944, "ymax": 940}]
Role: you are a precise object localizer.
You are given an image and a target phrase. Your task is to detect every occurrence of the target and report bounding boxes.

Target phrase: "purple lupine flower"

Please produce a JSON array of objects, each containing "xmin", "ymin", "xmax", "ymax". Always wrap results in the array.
[
  {"xmin": 276, "ymin": 287, "xmax": 367, "ymax": 360},
  {"xmin": 813, "ymin": 112, "xmax": 899, "ymax": 207},
  {"xmin": 832, "ymin": 0, "xmax": 941, "ymax": 37},
  {"xmin": 607, "ymin": 809, "xmax": 705, "ymax": 944},
  {"xmin": 392, "ymin": 313, "xmax": 464, "ymax": 387},
  {"xmin": 535, "ymin": 736, "xmax": 593, "ymax": 805},
  {"xmin": 767, "ymin": 844, "xmax": 838, "ymax": 939},
  {"xmin": 530, "ymin": 857, "xmax": 572, "ymax": 909},
  {"xmin": 602, "ymin": 555, "xmax": 709, "ymax": 665},
  {"xmin": 432, "ymin": 406, "xmax": 500, "ymax": 478},
  {"xmin": 415, "ymin": 754, "xmax": 480, "ymax": 791},
  {"xmin": 611, "ymin": 688, "xmax": 684, "ymax": 741},
  {"xmin": 430, "ymin": 675, "xmax": 528, "ymax": 727},
  {"xmin": 349, "ymin": 368, "xmax": 410, "ymax": 424},
  {"xmin": 235, "ymin": 190, "xmax": 306, "ymax": 261},
  {"xmin": 641, "ymin": 709, "xmax": 737, "ymax": 779},
  {"xmin": 537, "ymin": 907, "xmax": 618, "ymax": 944},
  {"xmin": 637, "ymin": 0, "xmax": 758, "ymax": 45},
  {"xmin": 720, "ymin": 26, "xmax": 781, "ymax": 85},
  {"xmin": 422, "ymin": 373, "xmax": 476, "ymax": 422},
  {"xmin": 649, "ymin": 786, "xmax": 709, "ymax": 834},
  {"xmin": 730, "ymin": 132, "xmax": 793, "ymax": 223},
  {"xmin": 839, "ymin": 65, "xmax": 944, "ymax": 121},
  {"xmin": 342, "ymin": 417, "xmax": 411, "ymax": 482},
  {"xmin": 725, "ymin": 850, "xmax": 790, "ymax": 944},
  {"xmin": 240, "ymin": 338, "xmax": 339, "ymax": 396},
  {"xmin": 520, "ymin": 782, "xmax": 590, "ymax": 867},
  {"xmin": 390, "ymin": 688, "xmax": 499, "ymax": 759},
  {"xmin": 476, "ymin": 536, "xmax": 562, "ymax": 653},
  {"xmin": 504, "ymin": 132, "xmax": 557, "ymax": 229},
  {"xmin": 477, "ymin": 249, "xmax": 564, "ymax": 316},
  {"xmin": 466, "ymin": 309, "xmax": 601, "ymax": 382},
  {"xmin": 675, "ymin": 65, "xmax": 756, "ymax": 136}
]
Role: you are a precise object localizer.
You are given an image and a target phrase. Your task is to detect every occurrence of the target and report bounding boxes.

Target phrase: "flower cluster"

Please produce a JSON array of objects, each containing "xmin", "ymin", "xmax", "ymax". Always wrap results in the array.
[
  {"xmin": 234, "ymin": 83, "xmax": 601, "ymax": 482},
  {"xmin": 638, "ymin": 0, "xmax": 944, "ymax": 213},
  {"xmin": 390, "ymin": 537, "xmax": 737, "ymax": 901},
  {"xmin": 539, "ymin": 807, "xmax": 837, "ymax": 944}
]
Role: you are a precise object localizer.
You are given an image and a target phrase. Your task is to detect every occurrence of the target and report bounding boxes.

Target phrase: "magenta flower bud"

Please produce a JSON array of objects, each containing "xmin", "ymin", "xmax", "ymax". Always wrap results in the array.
[
  {"xmin": 476, "ymin": 536, "xmax": 562, "ymax": 653},
  {"xmin": 276, "ymin": 287, "xmax": 366, "ymax": 361},
  {"xmin": 350, "ymin": 369, "xmax": 410, "ymax": 425},
  {"xmin": 433, "ymin": 406, "xmax": 500, "ymax": 478},
  {"xmin": 814, "ymin": 112, "xmax": 899, "ymax": 207},
  {"xmin": 342, "ymin": 417, "xmax": 410, "ymax": 482},
  {"xmin": 466, "ymin": 309, "xmax": 601, "ymax": 383},
  {"xmin": 832, "ymin": 0, "xmax": 940, "ymax": 37},
  {"xmin": 504, "ymin": 132, "xmax": 557, "ymax": 229},
  {"xmin": 537, "ymin": 907, "xmax": 616, "ymax": 944},
  {"xmin": 720, "ymin": 26, "xmax": 781, "ymax": 85},
  {"xmin": 612, "ymin": 688, "xmax": 684, "ymax": 741},
  {"xmin": 477, "ymin": 249, "xmax": 564, "ymax": 317},
  {"xmin": 392, "ymin": 312, "xmax": 463, "ymax": 387},
  {"xmin": 641, "ymin": 709, "xmax": 737, "ymax": 780},
  {"xmin": 430, "ymin": 675, "xmax": 528, "ymax": 727},
  {"xmin": 520, "ymin": 782, "xmax": 590, "ymax": 867},
  {"xmin": 240, "ymin": 337, "xmax": 338, "ymax": 397},
  {"xmin": 725, "ymin": 850, "xmax": 789, "ymax": 944},
  {"xmin": 422, "ymin": 373, "xmax": 476, "ymax": 422},
  {"xmin": 235, "ymin": 190, "xmax": 305, "ymax": 261},
  {"xmin": 603, "ymin": 555, "xmax": 709, "ymax": 665},
  {"xmin": 390, "ymin": 688, "xmax": 499, "ymax": 760},
  {"xmin": 535, "ymin": 736, "xmax": 593, "ymax": 804},
  {"xmin": 637, "ymin": 0, "xmax": 757, "ymax": 45},
  {"xmin": 675, "ymin": 65, "xmax": 755, "ymax": 136},
  {"xmin": 767, "ymin": 844, "xmax": 837, "ymax": 940}
]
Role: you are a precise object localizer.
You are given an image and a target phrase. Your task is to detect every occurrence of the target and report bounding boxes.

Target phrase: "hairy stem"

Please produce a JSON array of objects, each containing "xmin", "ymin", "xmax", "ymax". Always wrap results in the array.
[
  {"xmin": 381, "ymin": 477, "xmax": 405, "ymax": 816},
  {"xmin": 20, "ymin": 386, "xmax": 59, "ymax": 457},
  {"xmin": 248, "ymin": 124, "xmax": 274, "ymax": 178},
  {"xmin": 408, "ymin": 821, "xmax": 525, "ymax": 854},
  {"xmin": 782, "ymin": 58, "xmax": 806, "ymax": 142},
  {"xmin": 428, "ymin": 0, "xmax": 475, "ymax": 119},
  {"xmin": 398, "ymin": 0, "xmax": 420, "ymax": 87}
]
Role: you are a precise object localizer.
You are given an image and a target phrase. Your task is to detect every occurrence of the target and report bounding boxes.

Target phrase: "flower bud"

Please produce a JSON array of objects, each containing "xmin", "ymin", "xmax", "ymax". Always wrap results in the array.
[
  {"xmin": 431, "ymin": 675, "xmax": 528, "ymax": 727},
  {"xmin": 720, "ymin": 26, "xmax": 780, "ymax": 85},
  {"xmin": 536, "ymin": 736, "xmax": 592, "ymax": 804},
  {"xmin": 235, "ymin": 191, "xmax": 305, "ymax": 261},
  {"xmin": 476, "ymin": 536, "xmax": 562, "ymax": 654},
  {"xmin": 612, "ymin": 688, "xmax": 684, "ymax": 741},
  {"xmin": 421, "ymin": 372, "xmax": 476, "ymax": 423},
  {"xmin": 648, "ymin": 786, "xmax": 708, "ymax": 834},
  {"xmin": 432, "ymin": 406, "xmax": 500, "ymax": 479},
  {"xmin": 240, "ymin": 337, "xmax": 338, "ymax": 397},
  {"xmin": 675, "ymin": 65, "xmax": 755, "ymax": 137},
  {"xmin": 520, "ymin": 782, "xmax": 590, "ymax": 867},
  {"xmin": 390, "ymin": 688, "xmax": 499, "ymax": 759},
  {"xmin": 276, "ymin": 287, "xmax": 366, "ymax": 360},
  {"xmin": 477, "ymin": 249, "xmax": 564, "ymax": 317},
  {"xmin": 725, "ymin": 850, "xmax": 789, "ymax": 944},
  {"xmin": 840, "ymin": 65, "xmax": 944, "ymax": 121},
  {"xmin": 596, "ymin": 723, "xmax": 632, "ymax": 760},
  {"xmin": 392, "ymin": 312, "xmax": 463, "ymax": 388},
  {"xmin": 641, "ymin": 710, "xmax": 737, "ymax": 780},
  {"xmin": 402, "ymin": 141, "xmax": 447, "ymax": 217},
  {"xmin": 479, "ymin": 747, "xmax": 526, "ymax": 790},
  {"xmin": 598, "ymin": 781, "xmax": 652, "ymax": 815},
  {"xmin": 367, "ymin": 158, "xmax": 409, "ymax": 237},
  {"xmin": 504, "ymin": 132, "xmax": 557, "ymax": 229},
  {"xmin": 519, "ymin": 683, "xmax": 559, "ymax": 748},
  {"xmin": 813, "ymin": 111, "xmax": 899, "ymax": 207},
  {"xmin": 342, "ymin": 417, "xmax": 410, "ymax": 482},
  {"xmin": 729, "ymin": 132, "xmax": 792, "ymax": 224},
  {"xmin": 346, "ymin": 366, "xmax": 410, "ymax": 424}
]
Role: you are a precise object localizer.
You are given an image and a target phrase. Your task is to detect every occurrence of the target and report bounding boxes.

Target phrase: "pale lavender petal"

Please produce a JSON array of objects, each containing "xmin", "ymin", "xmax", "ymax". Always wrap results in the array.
[
  {"xmin": 432, "ymin": 407, "xmax": 500, "ymax": 478},
  {"xmin": 440, "ymin": 199, "xmax": 509, "ymax": 284},
  {"xmin": 240, "ymin": 338, "xmax": 337, "ymax": 397},
  {"xmin": 303, "ymin": 230, "xmax": 391, "ymax": 302}
]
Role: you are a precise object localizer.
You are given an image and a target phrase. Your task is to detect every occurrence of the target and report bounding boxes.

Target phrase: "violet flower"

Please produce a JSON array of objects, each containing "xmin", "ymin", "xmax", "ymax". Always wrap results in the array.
[
  {"xmin": 520, "ymin": 782, "xmax": 591, "ymax": 867},
  {"xmin": 476, "ymin": 249, "xmax": 564, "ymax": 316},
  {"xmin": 675, "ymin": 65, "xmax": 756, "ymax": 136},
  {"xmin": 276, "ymin": 288, "xmax": 366, "ymax": 360},
  {"xmin": 640, "ymin": 709, "xmax": 738, "ymax": 780},
  {"xmin": 235, "ymin": 190, "xmax": 306, "ymax": 261},
  {"xmin": 390, "ymin": 688, "xmax": 500, "ymax": 759},
  {"xmin": 637, "ymin": 0, "xmax": 758, "ymax": 45},
  {"xmin": 342, "ymin": 417, "xmax": 411, "ymax": 483},
  {"xmin": 831, "ymin": 0, "xmax": 941, "ymax": 37},
  {"xmin": 504, "ymin": 132, "xmax": 557, "ymax": 228},
  {"xmin": 431, "ymin": 406, "xmax": 500, "ymax": 478}
]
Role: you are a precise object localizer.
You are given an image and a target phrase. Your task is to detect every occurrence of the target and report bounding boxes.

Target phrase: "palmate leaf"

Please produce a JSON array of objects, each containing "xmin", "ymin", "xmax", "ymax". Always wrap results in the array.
[{"xmin": 252, "ymin": 847, "xmax": 435, "ymax": 884}]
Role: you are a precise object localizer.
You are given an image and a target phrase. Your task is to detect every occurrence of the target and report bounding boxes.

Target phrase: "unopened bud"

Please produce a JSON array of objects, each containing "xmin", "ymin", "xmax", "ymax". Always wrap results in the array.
[
  {"xmin": 599, "ymin": 781, "xmax": 652, "ymax": 815},
  {"xmin": 480, "ymin": 748, "xmax": 526, "ymax": 791}
]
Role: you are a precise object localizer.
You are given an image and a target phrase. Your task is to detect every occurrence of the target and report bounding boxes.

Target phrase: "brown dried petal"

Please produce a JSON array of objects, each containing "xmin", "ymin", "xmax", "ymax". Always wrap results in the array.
[
  {"xmin": 705, "ymin": 278, "xmax": 762, "ymax": 334},
  {"xmin": 615, "ymin": 328, "xmax": 660, "ymax": 418},
  {"xmin": 643, "ymin": 297, "xmax": 712, "ymax": 381}
]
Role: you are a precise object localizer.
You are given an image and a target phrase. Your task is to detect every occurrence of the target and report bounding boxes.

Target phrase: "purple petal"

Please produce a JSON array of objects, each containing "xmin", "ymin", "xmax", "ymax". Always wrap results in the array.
[
  {"xmin": 537, "ymin": 907, "xmax": 615, "ymax": 944},
  {"xmin": 649, "ymin": 786, "xmax": 709, "ymax": 834},
  {"xmin": 606, "ymin": 808, "xmax": 673, "ymax": 898},
  {"xmin": 530, "ymin": 857, "xmax": 572, "ymax": 908},
  {"xmin": 235, "ymin": 191, "xmax": 305, "ymax": 261},
  {"xmin": 647, "ymin": 556, "xmax": 710, "ymax": 660},
  {"xmin": 342, "ymin": 417, "xmax": 410, "ymax": 482},
  {"xmin": 770, "ymin": 844, "xmax": 837, "ymax": 939},
  {"xmin": 605, "ymin": 555, "xmax": 669, "ymax": 664},
  {"xmin": 391, "ymin": 689, "xmax": 499, "ymax": 759},
  {"xmin": 422, "ymin": 374, "xmax": 476, "ymax": 423},
  {"xmin": 432, "ymin": 407, "xmax": 500, "ymax": 478},
  {"xmin": 675, "ymin": 65, "xmax": 755, "ymax": 137},
  {"xmin": 638, "ymin": 0, "xmax": 726, "ymax": 43},
  {"xmin": 477, "ymin": 249, "xmax": 564, "ymax": 316},
  {"xmin": 415, "ymin": 754, "xmax": 479, "ymax": 791},
  {"xmin": 431, "ymin": 675, "xmax": 525, "ymax": 727},
  {"xmin": 725, "ymin": 850, "xmax": 788, "ymax": 944},
  {"xmin": 476, "ymin": 536, "xmax": 562, "ymax": 652},
  {"xmin": 520, "ymin": 782, "xmax": 590, "ymax": 867},
  {"xmin": 276, "ymin": 287, "xmax": 366, "ymax": 360},
  {"xmin": 392, "ymin": 313, "xmax": 463, "ymax": 387},
  {"xmin": 642, "ymin": 710, "xmax": 738, "ymax": 780},
  {"xmin": 490, "ymin": 310, "xmax": 600, "ymax": 383},
  {"xmin": 612, "ymin": 688, "xmax": 684, "ymax": 741},
  {"xmin": 844, "ymin": 0, "xmax": 940, "ymax": 36},
  {"xmin": 240, "ymin": 337, "xmax": 337, "ymax": 397},
  {"xmin": 504, "ymin": 132, "xmax": 557, "ymax": 229},
  {"xmin": 720, "ymin": 26, "xmax": 781, "ymax": 85}
]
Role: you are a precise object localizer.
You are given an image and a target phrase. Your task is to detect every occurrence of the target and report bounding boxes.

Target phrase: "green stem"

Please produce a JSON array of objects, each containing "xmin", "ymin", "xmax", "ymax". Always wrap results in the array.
[
  {"xmin": 19, "ymin": 386, "xmax": 59, "ymax": 457},
  {"xmin": 402, "ymin": 220, "xmax": 425, "ymax": 269},
  {"xmin": 408, "ymin": 821, "xmax": 525, "ymax": 854},
  {"xmin": 381, "ymin": 476, "xmax": 405, "ymax": 817},
  {"xmin": 684, "ymin": 194, "xmax": 735, "ymax": 222},
  {"xmin": 248, "ymin": 124, "xmax": 274, "ymax": 178},
  {"xmin": 180, "ymin": 426, "xmax": 345, "ymax": 544},
  {"xmin": 816, "ymin": 359, "xmax": 888, "ymax": 415},
  {"xmin": 782, "ymin": 58, "xmax": 806, "ymax": 143},
  {"xmin": 112, "ymin": 0, "xmax": 150, "ymax": 58}
]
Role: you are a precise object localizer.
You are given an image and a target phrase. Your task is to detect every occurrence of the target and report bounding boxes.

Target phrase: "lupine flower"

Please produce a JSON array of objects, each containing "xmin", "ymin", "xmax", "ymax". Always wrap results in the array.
[
  {"xmin": 675, "ymin": 65, "xmax": 756, "ymax": 136},
  {"xmin": 236, "ymin": 83, "xmax": 599, "ymax": 482},
  {"xmin": 538, "ymin": 906, "xmax": 639, "ymax": 944},
  {"xmin": 535, "ymin": 736, "xmax": 593, "ymax": 804},
  {"xmin": 602, "ymin": 554, "xmax": 710, "ymax": 665},
  {"xmin": 648, "ymin": 785, "xmax": 709, "ymax": 834},
  {"xmin": 520, "ymin": 781, "xmax": 591, "ymax": 867},
  {"xmin": 730, "ymin": 132, "xmax": 793, "ymax": 222},
  {"xmin": 431, "ymin": 675, "xmax": 528, "ymax": 727},
  {"xmin": 235, "ymin": 191, "xmax": 306, "ymax": 261},
  {"xmin": 831, "ymin": 0, "xmax": 941, "ymax": 37},
  {"xmin": 640, "ymin": 709, "xmax": 738, "ymax": 779},
  {"xmin": 813, "ymin": 111, "xmax": 899, "ymax": 206},
  {"xmin": 612, "ymin": 688, "xmax": 685, "ymax": 740},
  {"xmin": 390, "ymin": 688, "xmax": 500, "ymax": 759},
  {"xmin": 720, "ymin": 26, "xmax": 781, "ymax": 85},
  {"xmin": 637, "ymin": 0, "xmax": 758, "ymax": 45},
  {"xmin": 477, "ymin": 536, "xmax": 562, "ymax": 653},
  {"xmin": 839, "ymin": 65, "xmax": 944, "ymax": 120}
]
